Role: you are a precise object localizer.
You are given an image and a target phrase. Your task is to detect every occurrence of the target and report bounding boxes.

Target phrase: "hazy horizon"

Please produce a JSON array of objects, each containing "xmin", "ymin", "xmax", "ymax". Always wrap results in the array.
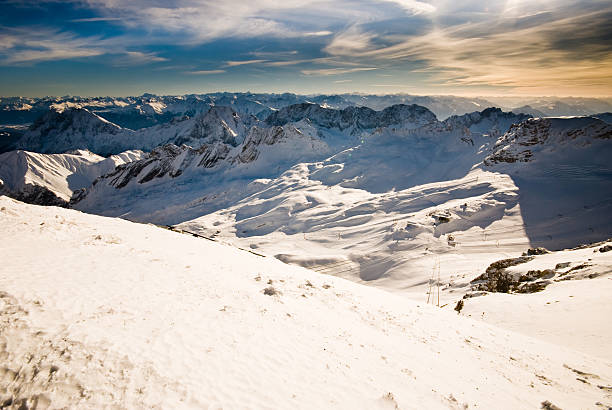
[{"xmin": 2, "ymin": 91, "xmax": 612, "ymax": 101}]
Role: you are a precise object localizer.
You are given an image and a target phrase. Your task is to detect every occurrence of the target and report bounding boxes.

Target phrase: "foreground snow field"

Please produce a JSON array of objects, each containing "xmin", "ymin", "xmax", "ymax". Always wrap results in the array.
[{"xmin": 1, "ymin": 196, "xmax": 611, "ymax": 409}]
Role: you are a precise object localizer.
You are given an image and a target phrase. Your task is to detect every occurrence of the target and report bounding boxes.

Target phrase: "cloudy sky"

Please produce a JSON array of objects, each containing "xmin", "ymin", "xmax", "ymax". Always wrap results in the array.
[{"xmin": 1, "ymin": 0, "xmax": 611, "ymax": 97}]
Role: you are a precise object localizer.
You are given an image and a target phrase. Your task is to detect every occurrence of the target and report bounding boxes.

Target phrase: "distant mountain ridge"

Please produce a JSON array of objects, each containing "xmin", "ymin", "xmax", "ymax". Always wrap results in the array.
[
  {"xmin": 2, "ymin": 93, "xmax": 610, "ymax": 134},
  {"xmin": 12, "ymin": 106, "xmax": 259, "ymax": 156}
]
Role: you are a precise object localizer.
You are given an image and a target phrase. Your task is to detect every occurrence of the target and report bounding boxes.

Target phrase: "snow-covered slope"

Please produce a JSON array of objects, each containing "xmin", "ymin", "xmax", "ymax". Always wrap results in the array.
[
  {"xmin": 1, "ymin": 196, "xmax": 610, "ymax": 409},
  {"xmin": 0, "ymin": 149, "xmax": 143, "ymax": 206},
  {"xmin": 8, "ymin": 103, "xmax": 611, "ymax": 314},
  {"xmin": 70, "ymin": 103, "xmax": 480, "ymax": 220}
]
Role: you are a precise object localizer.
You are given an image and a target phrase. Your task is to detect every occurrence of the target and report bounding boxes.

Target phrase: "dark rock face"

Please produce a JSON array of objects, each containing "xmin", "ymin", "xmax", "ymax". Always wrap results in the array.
[
  {"xmin": 102, "ymin": 143, "xmax": 231, "ymax": 189},
  {"xmin": 1, "ymin": 182, "xmax": 67, "ymax": 207},
  {"xmin": 470, "ymin": 256, "xmax": 535, "ymax": 293},
  {"xmin": 525, "ymin": 247, "xmax": 550, "ymax": 256},
  {"xmin": 197, "ymin": 143, "xmax": 231, "ymax": 168},
  {"xmin": 484, "ymin": 118, "xmax": 549, "ymax": 165},
  {"xmin": 235, "ymin": 126, "xmax": 287, "ymax": 164}
]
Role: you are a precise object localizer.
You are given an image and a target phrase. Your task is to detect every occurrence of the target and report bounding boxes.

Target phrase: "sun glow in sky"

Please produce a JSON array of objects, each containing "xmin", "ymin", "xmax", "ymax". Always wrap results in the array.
[{"xmin": 0, "ymin": 0, "xmax": 611, "ymax": 97}]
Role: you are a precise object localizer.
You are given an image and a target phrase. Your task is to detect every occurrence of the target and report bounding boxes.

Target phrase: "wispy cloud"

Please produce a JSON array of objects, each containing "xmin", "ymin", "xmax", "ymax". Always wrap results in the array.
[
  {"xmin": 249, "ymin": 50, "xmax": 298, "ymax": 58},
  {"xmin": 70, "ymin": 17, "xmax": 123, "ymax": 22},
  {"xmin": 1, "ymin": 0, "xmax": 611, "ymax": 96},
  {"xmin": 263, "ymin": 57, "xmax": 336, "ymax": 67},
  {"xmin": 301, "ymin": 67, "xmax": 377, "ymax": 76},
  {"xmin": 304, "ymin": 31, "xmax": 333, "ymax": 37},
  {"xmin": 79, "ymin": 1, "xmax": 314, "ymax": 43},
  {"xmin": 0, "ymin": 27, "xmax": 169, "ymax": 68},
  {"xmin": 62, "ymin": 0, "xmax": 433, "ymax": 44},
  {"xmin": 187, "ymin": 69, "xmax": 226, "ymax": 75},
  {"xmin": 321, "ymin": 2, "xmax": 612, "ymax": 94},
  {"xmin": 323, "ymin": 25, "xmax": 377, "ymax": 57},
  {"xmin": 0, "ymin": 28, "xmax": 104, "ymax": 65},
  {"xmin": 225, "ymin": 59, "xmax": 268, "ymax": 67},
  {"xmin": 377, "ymin": 0, "xmax": 435, "ymax": 14},
  {"xmin": 113, "ymin": 51, "xmax": 168, "ymax": 67}
]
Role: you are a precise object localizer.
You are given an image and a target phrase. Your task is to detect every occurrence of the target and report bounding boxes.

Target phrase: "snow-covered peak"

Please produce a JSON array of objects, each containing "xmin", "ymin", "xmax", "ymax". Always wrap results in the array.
[
  {"xmin": 34, "ymin": 107, "xmax": 121, "ymax": 131},
  {"xmin": 15, "ymin": 108, "xmax": 124, "ymax": 154},
  {"xmin": 377, "ymin": 104, "xmax": 438, "ymax": 127}
]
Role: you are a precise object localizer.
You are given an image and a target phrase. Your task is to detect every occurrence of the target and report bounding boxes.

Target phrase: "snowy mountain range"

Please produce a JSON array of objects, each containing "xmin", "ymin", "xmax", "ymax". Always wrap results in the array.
[{"xmin": 0, "ymin": 98, "xmax": 610, "ymax": 314}]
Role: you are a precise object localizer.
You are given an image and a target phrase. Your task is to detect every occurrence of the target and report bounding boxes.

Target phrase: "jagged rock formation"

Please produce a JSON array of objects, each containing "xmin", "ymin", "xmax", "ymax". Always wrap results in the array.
[{"xmin": 74, "ymin": 123, "xmax": 327, "ymax": 198}]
